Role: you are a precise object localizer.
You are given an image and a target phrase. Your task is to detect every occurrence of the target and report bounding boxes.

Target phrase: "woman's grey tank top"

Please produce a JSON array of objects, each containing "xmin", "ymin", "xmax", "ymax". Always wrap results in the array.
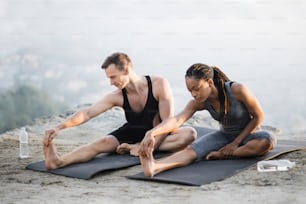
[{"xmin": 204, "ymin": 81, "xmax": 251, "ymax": 134}]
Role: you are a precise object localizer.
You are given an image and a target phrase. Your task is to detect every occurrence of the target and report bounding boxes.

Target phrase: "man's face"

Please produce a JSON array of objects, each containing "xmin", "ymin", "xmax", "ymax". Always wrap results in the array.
[{"xmin": 104, "ymin": 64, "xmax": 128, "ymax": 89}]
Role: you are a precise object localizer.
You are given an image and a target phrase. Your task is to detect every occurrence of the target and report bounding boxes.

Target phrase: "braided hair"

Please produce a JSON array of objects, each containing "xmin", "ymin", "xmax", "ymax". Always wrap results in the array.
[{"xmin": 185, "ymin": 63, "xmax": 230, "ymax": 122}]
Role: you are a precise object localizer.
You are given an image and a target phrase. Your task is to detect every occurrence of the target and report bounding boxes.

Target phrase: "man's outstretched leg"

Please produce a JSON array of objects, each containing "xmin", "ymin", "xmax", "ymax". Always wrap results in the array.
[
  {"xmin": 43, "ymin": 135, "xmax": 119, "ymax": 170},
  {"xmin": 44, "ymin": 141, "xmax": 63, "ymax": 169}
]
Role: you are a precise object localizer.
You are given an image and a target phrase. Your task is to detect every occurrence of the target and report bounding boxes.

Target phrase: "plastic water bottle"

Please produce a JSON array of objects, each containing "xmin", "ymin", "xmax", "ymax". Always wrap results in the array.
[
  {"xmin": 19, "ymin": 127, "xmax": 29, "ymax": 158},
  {"xmin": 257, "ymin": 159, "xmax": 295, "ymax": 172}
]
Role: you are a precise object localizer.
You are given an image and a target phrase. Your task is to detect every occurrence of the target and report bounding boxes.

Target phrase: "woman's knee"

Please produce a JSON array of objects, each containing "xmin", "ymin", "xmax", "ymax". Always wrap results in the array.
[
  {"xmin": 247, "ymin": 131, "xmax": 277, "ymax": 150},
  {"xmin": 259, "ymin": 131, "xmax": 277, "ymax": 152},
  {"xmin": 261, "ymin": 131, "xmax": 277, "ymax": 147},
  {"xmin": 260, "ymin": 138, "xmax": 274, "ymax": 152},
  {"xmin": 246, "ymin": 138, "xmax": 273, "ymax": 155}
]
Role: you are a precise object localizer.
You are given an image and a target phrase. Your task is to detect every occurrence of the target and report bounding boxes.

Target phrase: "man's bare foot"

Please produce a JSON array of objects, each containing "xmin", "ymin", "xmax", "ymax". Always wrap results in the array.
[
  {"xmin": 206, "ymin": 151, "xmax": 225, "ymax": 160},
  {"xmin": 140, "ymin": 152, "xmax": 156, "ymax": 177},
  {"xmin": 44, "ymin": 141, "xmax": 62, "ymax": 170},
  {"xmin": 42, "ymin": 135, "xmax": 50, "ymax": 158},
  {"xmin": 116, "ymin": 143, "xmax": 140, "ymax": 156}
]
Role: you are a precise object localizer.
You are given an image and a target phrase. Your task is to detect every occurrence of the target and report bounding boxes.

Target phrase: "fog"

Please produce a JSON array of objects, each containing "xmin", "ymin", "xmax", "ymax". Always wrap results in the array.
[{"xmin": 1, "ymin": 0, "xmax": 306, "ymax": 134}]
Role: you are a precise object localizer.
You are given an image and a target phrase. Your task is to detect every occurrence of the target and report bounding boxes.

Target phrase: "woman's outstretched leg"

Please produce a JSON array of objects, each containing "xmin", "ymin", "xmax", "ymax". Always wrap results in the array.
[{"xmin": 140, "ymin": 146, "xmax": 197, "ymax": 177}]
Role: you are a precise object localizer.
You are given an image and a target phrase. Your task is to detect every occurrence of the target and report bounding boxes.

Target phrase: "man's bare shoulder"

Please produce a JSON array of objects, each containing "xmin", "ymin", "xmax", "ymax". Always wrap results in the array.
[
  {"xmin": 101, "ymin": 89, "xmax": 124, "ymax": 107},
  {"xmin": 149, "ymin": 75, "xmax": 172, "ymax": 100},
  {"xmin": 149, "ymin": 75, "xmax": 169, "ymax": 88}
]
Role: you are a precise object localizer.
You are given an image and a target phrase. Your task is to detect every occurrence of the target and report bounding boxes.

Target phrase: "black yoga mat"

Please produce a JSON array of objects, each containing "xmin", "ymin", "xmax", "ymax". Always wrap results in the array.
[
  {"xmin": 26, "ymin": 152, "xmax": 173, "ymax": 179},
  {"xmin": 26, "ymin": 126, "xmax": 214, "ymax": 179},
  {"xmin": 26, "ymin": 153, "xmax": 141, "ymax": 179},
  {"xmin": 127, "ymin": 140, "xmax": 306, "ymax": 186}
]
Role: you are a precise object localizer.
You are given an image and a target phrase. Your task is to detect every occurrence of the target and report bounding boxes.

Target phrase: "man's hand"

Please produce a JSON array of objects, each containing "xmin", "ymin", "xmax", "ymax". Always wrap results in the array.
[
  {"xmin": 139, "ymin": 133, "xmax": 155, "ymax": 158},
  {"xmin": 43, "ymin": 127, "xmax": 60, "ymax": 147}
]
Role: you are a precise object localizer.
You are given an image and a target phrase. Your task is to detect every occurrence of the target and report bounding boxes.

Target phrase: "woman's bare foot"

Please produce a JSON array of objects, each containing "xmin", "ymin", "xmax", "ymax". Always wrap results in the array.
[
  {"xmin": 43, "ymin": 141, "xmax": 62, "ymax": 170},
  {"xmin": 116, "ymin": 143, "xmax": 140, "ymax": 156},
  {"xmin": 206, "ymin": 151, "xmax": 225, "ymax": 160},
  {"xmin": 140, "ymin": 152, "xmax": 156, "ymax": 177}
]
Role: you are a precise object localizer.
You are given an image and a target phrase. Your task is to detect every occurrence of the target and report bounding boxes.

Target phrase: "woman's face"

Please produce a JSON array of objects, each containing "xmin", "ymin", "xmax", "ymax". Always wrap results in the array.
[{"xmin": 185, "ymin": 77, "xmax": 212, "ymax": 102}]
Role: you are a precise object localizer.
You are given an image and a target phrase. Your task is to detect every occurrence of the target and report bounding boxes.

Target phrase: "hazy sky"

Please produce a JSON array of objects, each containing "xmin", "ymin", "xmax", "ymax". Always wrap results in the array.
[
  {"xmin": 1, "ymin": 0, "xmax": 306, "ymax": 133},
  {"xmin": 1, "ymin": 0, "xmax": 305, "ymax": 66}
]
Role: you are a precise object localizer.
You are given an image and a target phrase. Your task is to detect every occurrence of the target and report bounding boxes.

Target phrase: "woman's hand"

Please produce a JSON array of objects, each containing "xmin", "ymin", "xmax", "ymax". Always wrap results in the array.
[
  {"xmin": 139, "ymin": 133, "xmax": 155, "ymax": 158},
  {"xmin": 219, "ymin": 141, "xmax": 239, "ymax": 158}
]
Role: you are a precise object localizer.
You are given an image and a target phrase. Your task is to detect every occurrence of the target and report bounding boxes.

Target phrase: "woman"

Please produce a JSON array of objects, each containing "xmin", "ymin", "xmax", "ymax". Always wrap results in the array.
[{"xmin": 139, "ymin": 63, "xmax": 276, "ymax": 177}]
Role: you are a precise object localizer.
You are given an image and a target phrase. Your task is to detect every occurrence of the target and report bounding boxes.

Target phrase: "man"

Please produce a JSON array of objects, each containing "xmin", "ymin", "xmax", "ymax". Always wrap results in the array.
[{"xmin": 43, "ymin": 52, "xmax": 196, "ymax": 170}]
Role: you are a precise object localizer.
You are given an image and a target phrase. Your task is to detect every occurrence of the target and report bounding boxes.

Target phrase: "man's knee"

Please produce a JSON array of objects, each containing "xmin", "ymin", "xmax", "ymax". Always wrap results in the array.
[
  {"xmin": 177, "ymin": 127, "xmax": 197, "ymax": 145},
  {"xmin": 91, "ymin": 135, "xmax": 119, "ymax": 153},
  {"xmin": 101, "ymin": 135, "xmax": 119, "ymax": 145},
  {"xmin": 184, "ymin": 127, "xmax": 197, "ymax": 142}
]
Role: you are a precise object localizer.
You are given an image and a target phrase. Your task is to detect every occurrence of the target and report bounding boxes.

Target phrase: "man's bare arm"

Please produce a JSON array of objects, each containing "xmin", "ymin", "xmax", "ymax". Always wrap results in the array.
[
  {"xmin": 44, "ymin": 91, "xmax": 122, "ymax": 145},
  {"xmin": 152, "ymin": 77, "xmax": 174, "ymax": 122}
]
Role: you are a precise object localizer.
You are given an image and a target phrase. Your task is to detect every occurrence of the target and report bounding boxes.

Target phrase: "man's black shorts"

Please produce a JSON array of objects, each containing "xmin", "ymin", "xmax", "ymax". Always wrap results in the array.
[{"xmin": 108, "ymin": 123, "xmax": 152, "ymax": 144}]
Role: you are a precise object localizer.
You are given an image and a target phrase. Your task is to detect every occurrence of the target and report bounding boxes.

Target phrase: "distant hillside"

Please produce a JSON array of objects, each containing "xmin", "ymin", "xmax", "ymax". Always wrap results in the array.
[{"xmin": 0, "ymin": 85, "xmax": 67, "ymax": 134}]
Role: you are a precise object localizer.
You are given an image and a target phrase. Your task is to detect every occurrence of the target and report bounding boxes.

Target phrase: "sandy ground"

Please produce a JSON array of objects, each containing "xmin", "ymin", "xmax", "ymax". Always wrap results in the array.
[{"xmin": 1, "ymin": 107, "xmax": 306, "ymax": 204}]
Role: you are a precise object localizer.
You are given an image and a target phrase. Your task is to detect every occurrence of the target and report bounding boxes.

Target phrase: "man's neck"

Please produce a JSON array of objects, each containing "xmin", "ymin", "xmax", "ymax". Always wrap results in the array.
[{"xmin": 125, "ymin": 72, "xmax": 146, "ymax": 94}]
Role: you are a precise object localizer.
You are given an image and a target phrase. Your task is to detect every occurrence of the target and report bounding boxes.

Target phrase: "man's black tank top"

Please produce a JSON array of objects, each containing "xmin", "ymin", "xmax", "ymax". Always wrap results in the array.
[{"xmin": 122, "ymin": 75, "xmax": 159, "ymax": 128}]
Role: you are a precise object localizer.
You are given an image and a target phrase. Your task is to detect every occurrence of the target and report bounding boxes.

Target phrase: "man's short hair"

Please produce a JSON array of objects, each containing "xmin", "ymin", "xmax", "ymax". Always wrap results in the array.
[{"xmin": 101, "ymin": 52, "xmax": 132, "ymax": 71}]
